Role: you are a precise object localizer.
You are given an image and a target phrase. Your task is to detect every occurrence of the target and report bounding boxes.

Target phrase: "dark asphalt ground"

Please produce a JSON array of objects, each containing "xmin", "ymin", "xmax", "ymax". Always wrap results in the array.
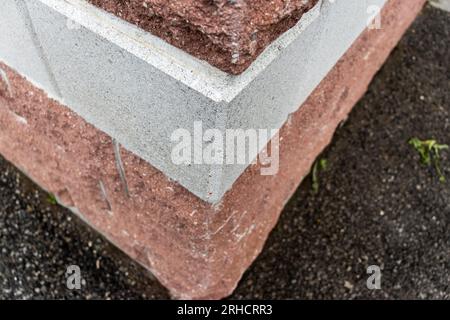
[{"xmin": 0, "ymin": 5, "xmax": 448, "ymax": 300}]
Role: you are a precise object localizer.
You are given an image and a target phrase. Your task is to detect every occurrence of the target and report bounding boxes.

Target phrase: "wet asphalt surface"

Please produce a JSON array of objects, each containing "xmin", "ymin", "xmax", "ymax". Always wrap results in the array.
[{"xmin": 0, "ymin": 5, "xmax": 448, "ymax": 300}]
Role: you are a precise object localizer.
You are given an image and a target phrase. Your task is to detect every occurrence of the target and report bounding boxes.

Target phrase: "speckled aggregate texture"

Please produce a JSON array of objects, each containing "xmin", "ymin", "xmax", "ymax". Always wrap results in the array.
[{"xmin": 87, "ymin": 0, "xmax": 319, "ymax": 74}]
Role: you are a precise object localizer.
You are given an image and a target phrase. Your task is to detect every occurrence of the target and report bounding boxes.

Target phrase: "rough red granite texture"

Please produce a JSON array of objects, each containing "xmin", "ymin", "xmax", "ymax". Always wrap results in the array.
[
  {"xmin": 87, "ymin": 0, "xmax": 318, "ymax": 74},
  {"xmin": 0, "ymin": 0, "xmax": 425, "ymax": 299}
]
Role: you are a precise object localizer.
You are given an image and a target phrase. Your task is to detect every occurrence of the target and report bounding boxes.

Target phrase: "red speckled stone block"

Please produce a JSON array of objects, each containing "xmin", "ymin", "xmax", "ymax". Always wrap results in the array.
[{"xmin": 87, "ymin": 0, "xmax": 319, "ymax": 74}]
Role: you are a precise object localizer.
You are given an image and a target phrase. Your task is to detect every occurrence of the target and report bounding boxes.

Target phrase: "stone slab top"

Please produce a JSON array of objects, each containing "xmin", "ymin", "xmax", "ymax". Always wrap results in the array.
[{"xmin": 87, "ymin": 0, "xmax": 319, "ymax": 74}]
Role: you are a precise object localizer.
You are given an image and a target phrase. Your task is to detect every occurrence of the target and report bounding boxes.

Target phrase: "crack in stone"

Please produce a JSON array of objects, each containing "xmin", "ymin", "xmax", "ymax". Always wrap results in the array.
[
  {"xmin": 98, "ymin": 179, "xmax": 112, "ymax": 213},
  {"xmin": 113, "ymin": 139, "xmax": 130, "ymax": 197}
]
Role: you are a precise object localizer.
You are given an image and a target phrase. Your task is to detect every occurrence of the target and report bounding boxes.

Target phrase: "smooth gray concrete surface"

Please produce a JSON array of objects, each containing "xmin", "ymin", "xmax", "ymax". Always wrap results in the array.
[
  {"xmin": 0, "ymin": 5, "xmax": 448, "ymax": 299},
  {"xmin": 0, "ymin": 0, "xmax": 60, "ymax": 98},
  {"xmin": 430, "ymin": 0, "xmax": 450, "ymax": 12},
  {"xmin": 0, "ymin": 0, "xmax": 387, "ymax": 203}
]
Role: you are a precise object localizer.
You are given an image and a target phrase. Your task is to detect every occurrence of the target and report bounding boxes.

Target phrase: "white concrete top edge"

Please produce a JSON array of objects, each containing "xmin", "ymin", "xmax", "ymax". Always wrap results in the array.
[{"xmin": 38, "ymin": 0, "xmax": 322, "ymax": 103}]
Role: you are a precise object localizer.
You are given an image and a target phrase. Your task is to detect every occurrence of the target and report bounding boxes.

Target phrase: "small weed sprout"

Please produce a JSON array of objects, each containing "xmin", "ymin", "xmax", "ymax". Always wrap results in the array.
[
  {"xmin": 409, "ymin": 138, "xmax": 448, "ymax": 183},
  {"xmin": 47, "ymin": 194, "xmax": 57, "ymax": 205},
  {"xmin": 312, "ymin": 158, "xmax": 328, "ymax": 194}
]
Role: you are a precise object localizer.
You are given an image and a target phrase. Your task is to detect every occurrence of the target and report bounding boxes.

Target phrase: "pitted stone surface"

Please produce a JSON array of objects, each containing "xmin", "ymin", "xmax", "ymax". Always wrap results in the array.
[{"xmin": 87, "ymin": 0, "xmax": 319, "ymax": 74}]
